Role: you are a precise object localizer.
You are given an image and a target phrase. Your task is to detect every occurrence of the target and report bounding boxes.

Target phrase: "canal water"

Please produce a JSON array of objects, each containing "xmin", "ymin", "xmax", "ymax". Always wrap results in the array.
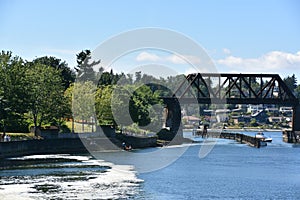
[{"xmin": 1, "ymin": 131, "xmax": 300, "ymax": 199}]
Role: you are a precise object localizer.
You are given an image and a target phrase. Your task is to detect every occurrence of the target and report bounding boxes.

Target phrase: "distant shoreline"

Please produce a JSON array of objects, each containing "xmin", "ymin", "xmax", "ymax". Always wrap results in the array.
[
  {"xmin": 223, "ymin": 128, "xmax": 283, "ymax": 132},
  {"xmin": 183, "ymin": 128, "xmax": 284, "ymax": 133}
]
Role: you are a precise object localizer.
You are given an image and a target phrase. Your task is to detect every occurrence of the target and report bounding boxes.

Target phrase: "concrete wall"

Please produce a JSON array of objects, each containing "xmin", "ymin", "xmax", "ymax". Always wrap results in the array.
[
  {"xmin": 1, "ymin": 125, "xmax": 157, "ymax": 159},
  {"xmin": 0, "ymin": 138, "xmax": 88, "ymax": 159},
  {"xmin": 1, "ymin": 134, "xmax": 157, "ymax": 159},
  {"xmin": 116, "ymin": 134, "xmax": 157, "ymax": 149}
]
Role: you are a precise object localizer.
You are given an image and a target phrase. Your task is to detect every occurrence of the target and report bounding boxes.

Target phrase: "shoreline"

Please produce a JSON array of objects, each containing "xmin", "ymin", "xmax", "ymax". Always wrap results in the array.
[
  {"xmin": 0, "ymin": 128, "xmax": 287, "ymax": 160},
  {"xmin": 183, "ymin": 128, "xmax": 285, "ymax": 133}
]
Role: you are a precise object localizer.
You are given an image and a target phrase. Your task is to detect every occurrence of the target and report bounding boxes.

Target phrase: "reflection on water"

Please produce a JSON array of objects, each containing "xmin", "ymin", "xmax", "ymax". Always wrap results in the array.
[
  {"xmin": 138, "ymin": 131, "xmax": 300, "ymax": 200},
  {"xmin": 0, "ymin": 154, "xmax": 143, "ymax": 200}
]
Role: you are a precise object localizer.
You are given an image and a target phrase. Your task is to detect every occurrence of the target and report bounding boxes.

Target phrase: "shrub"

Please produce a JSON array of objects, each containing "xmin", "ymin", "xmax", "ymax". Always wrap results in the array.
[{"xmin": 59, "ymin": 124, "xmax": 71, "ymax": 133}]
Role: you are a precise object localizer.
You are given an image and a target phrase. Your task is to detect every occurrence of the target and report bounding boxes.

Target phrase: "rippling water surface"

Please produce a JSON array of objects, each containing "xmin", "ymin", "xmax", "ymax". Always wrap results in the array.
[
  {"xmin": 1, "ymin": 131, "xmax": 300, "ymax": 199},
  {"xmin": 0, "ymin": 154, "xmax": 143, "ymax": 200},
  {"xmin": 137, "ymin": 131, "xmax": 300, "ymax": 199}
]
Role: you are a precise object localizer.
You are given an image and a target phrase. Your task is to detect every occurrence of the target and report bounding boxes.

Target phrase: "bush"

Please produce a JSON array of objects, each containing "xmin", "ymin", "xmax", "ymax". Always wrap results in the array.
[
  {"xmin": 0, "ymin": 119, "xmax": 30, "ymax": 133},
  {"xmin": 250, "ymin": 119, "xmax": 258, "ymax": 127},
  {"xmin": 59, "ymin": 124, "xmax": 71, "ymax": 133},
  {"xmin": 238, "ymin": 122, "xmax": 245, "ymax": 128}
]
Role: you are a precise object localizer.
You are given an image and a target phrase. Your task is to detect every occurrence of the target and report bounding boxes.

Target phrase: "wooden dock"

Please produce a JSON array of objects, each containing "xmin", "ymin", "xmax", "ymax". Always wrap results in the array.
[{"xmin": 208, "ymin": 131, "xmax": 265, "ymax": 148}]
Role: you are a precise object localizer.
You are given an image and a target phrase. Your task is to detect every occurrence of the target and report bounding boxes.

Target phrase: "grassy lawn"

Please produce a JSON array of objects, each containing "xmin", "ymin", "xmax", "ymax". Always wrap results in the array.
[{"xmin": 65, "ymin": 121, "xmax": 96, "ymax": 133}]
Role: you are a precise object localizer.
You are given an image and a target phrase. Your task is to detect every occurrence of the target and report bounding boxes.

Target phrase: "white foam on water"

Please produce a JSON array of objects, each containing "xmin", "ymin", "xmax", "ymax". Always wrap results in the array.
[
  {"xmin": 8, "ymin": 154, "xmax": 93, "ymax": 161},
  {"xmin": 0, "ymin": 184, "xmax": 35, "ymax": 200},
  {"xmin": 0, "ymin": 154, "xmax": 143, "ymax": 200}
]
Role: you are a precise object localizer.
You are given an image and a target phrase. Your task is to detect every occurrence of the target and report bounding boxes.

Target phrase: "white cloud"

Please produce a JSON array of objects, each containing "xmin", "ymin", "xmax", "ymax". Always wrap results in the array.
[
  {"xmin": 184, "ymin": 67, "xmax": 212, "ymax": 75},
  {"xmin": 166, "ymin": 54, "xmax": 203, "ymax": 65},
  {"xmin": 136, "ymin": 52, "xmax": 161, "ymax": 62},
  {"xmin": 184, "ymin": 67, "xmax": 199, "ymax": 75},
  {"xmin": 166, "ymin": 54, "xmax": 186, "ymax": 64},
  {"xmin": 216, "ymin": 51, "xmax": 300, "ymax": 75},
  {"xmin": 223, "ymin": 48, "xmax": 231, "ymax": 55},
  {"xmin": 183, "ymin": 55, "xmax": 203, "ymax": 65}
]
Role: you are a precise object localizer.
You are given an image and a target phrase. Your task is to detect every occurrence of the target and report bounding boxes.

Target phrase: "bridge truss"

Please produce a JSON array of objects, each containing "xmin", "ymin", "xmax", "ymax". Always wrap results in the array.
[
  {"xmin": 163, "ymin": 73, "xmax": 300, "ymax": 132},
  {"xmin": 171, "ymin": 73, "xmax": 298, "ymax": 106}
]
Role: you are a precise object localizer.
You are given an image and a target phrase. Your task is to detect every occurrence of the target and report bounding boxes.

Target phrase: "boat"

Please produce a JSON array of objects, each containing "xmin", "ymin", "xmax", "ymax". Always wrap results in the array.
[
  {"xmin": 264, "ymin": 137, "xmax": 273, "ymax": 143},
  {"xmin": 124, "ymin": 145, "xmax": 132, "ymax": 151},
  {"xmin": 255, "ymin": 132, "xmax": 272, "ymax": 143},
  {"xmin": 122, "ymin": 142, "xmax": 132, "ymax": 151}
]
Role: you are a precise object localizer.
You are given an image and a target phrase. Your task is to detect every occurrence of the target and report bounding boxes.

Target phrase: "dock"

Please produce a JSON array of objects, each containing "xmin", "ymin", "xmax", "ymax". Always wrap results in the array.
[{"xmin": 208, "ymin": 131, "xmax": 265, "ymax": 148}]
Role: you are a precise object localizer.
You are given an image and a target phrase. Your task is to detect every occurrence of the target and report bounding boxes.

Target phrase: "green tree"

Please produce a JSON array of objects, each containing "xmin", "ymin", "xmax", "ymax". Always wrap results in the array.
[
  {"xmin": 32, "ymin": 56, "xmax": 76, "ymax": 90},
  {"xmin": 111, "ymin": 85, "xmax": 133, "ymax": 127},
  {"xmin": 295, "ymin": 84, "xmax": 300, "ymax": 104},
  {"xmin": 135, "ymin": 71, "xmax": 142, "ymax": 83},
  {"xmin": 95, "ymin": 85, "xmax": 115, "ymax": 125},
  {"xmin": 72, "ymin": 81, "xmax": 97, "ymax": 131},
  {"xmin": 129, "ymin": 85, "xmax": 163, "ymax": 128},
  {"xmin": 250, "ymin": 118, "xmax": 258, "ymax": 127},
  {"xmin": 0, "ymin": 51, "xmax": 28, "ymax": 133},
  {"xmin": 98, "ymin": 71, "xmax": 113, "ymax": 86},
  {"xmin": 64, "ymin": 84, "xmax": 75, "ymax": 132},
  {"xmin": 0, "ymin": 96, "xmax": 10, "ymax": 134},
  {"xmin": 283, "ymin": 74, "xmax": 297, "ymax": 93},
  {"xmin": 25, "ymin": 63, "xmax": 66, "ymax": 136},
  {"xmin": 75, "ymin": 50, "xmax": 101, "ymax": 83}
]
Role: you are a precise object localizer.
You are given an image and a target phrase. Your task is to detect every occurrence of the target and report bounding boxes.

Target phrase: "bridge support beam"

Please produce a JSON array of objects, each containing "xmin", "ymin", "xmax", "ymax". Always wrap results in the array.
[
  {"xmin": 166, "ymin": 99, "xmax": 182, "ymax": 137},
  {"xmin": 159, "ymin": 98, "xmax": 183, "ymax": 141},
  {"xmin": 285, "ymin": 104, "xmax": 300, "ymax": 143},
  {"xmin": 292, "ymin": 104, "xmax": 300, "ymax": 132}
]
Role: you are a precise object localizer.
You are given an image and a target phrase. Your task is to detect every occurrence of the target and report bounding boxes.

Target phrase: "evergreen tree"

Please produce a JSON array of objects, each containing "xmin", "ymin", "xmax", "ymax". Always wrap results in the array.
[
  {"xmin": 75, "ymin": 50, "xmax": 101, "ymax": 83},
  {"xmin": 283, "ymin": 74, "xmax": 297, "ymax": 93}
]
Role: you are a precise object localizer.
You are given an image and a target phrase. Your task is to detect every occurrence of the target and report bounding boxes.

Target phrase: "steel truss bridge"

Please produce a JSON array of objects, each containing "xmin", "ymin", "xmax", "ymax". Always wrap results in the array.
[{"xmin": 162, "ymin": 73, "xmax": 300, "ymax": 133}]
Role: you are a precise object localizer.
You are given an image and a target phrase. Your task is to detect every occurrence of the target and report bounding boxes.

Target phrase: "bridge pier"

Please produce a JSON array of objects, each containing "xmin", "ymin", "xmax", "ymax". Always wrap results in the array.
[
  {"xmin": 166, "ymin": 98, "xmax": 182, "ymax": 137},
  {"xmin": 158, "ymin": 98, "xmax": 183, "ymax": 141},
  {"xmin": 292, "ymin": 104, "xmax": 300, "ymax": 132},
  {"xmin": 286, "ymin": 104, "xmax": 300, "ymax": 143}
]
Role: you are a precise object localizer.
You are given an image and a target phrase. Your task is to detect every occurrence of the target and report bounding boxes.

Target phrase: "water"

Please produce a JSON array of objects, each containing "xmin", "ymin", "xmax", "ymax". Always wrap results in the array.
[
  {"xmin": 1, "ymin": 131, "xmax": 300, "ymax": 199},
  {"xmin": 138, "ymin": 134, "xmax": 300, "ymax": 199},
  {"xmin": 0, "ymin": 155, "xmax": 143, "ymax": 200}
]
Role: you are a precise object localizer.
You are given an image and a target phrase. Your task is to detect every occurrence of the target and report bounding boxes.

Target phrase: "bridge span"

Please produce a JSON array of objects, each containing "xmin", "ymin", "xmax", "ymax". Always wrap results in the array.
[{"xmin": 161, "ymin": 73, "xmax": 300, "ymax": 139}]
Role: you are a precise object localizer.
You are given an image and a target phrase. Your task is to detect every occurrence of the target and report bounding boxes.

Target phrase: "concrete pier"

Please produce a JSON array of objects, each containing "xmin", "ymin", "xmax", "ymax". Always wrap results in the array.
[
  {"xmin": 282, "ymin": 130, "xmax": 300, "ymax": 143},
  {"xmin": 209, "ymin": 131, "xmax": 264, "ymax": 148}
]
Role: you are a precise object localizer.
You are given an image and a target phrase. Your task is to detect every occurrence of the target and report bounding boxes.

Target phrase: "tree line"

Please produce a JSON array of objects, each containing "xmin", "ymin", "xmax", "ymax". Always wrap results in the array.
[
  {"xmin": 0, "ymin": 51, "xmax": 75, "ymax": 135},
  {"xmin": 1, "ymin": 49, "xmax": 300, "ymax": 136},
  {"xmin": 0, "ymin": 50, "xmax": 170, "ymax": 135}
]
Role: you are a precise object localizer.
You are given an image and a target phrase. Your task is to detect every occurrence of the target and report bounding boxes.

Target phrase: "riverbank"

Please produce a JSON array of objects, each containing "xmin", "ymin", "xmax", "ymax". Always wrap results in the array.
[
  {"xmin": 0, "ymin": 132, "xmax": 159, "ymax": 159},
  {"xmin": 0, "ymin": 138, "xmax": 89, "ymax": 159},
  {"xmin": 0, "ymin": 127, "xmax": 288, "ymax": 159},
  {"xmin": 183, "ymin": 128, "xmax": 284, "ymax": 133}
]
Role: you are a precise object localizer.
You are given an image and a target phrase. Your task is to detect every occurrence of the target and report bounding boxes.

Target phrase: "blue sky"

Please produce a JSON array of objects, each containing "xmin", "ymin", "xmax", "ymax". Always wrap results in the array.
[{"xmin": 1, "ymin": 0, "xmax": 299, "ymax": 79}]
